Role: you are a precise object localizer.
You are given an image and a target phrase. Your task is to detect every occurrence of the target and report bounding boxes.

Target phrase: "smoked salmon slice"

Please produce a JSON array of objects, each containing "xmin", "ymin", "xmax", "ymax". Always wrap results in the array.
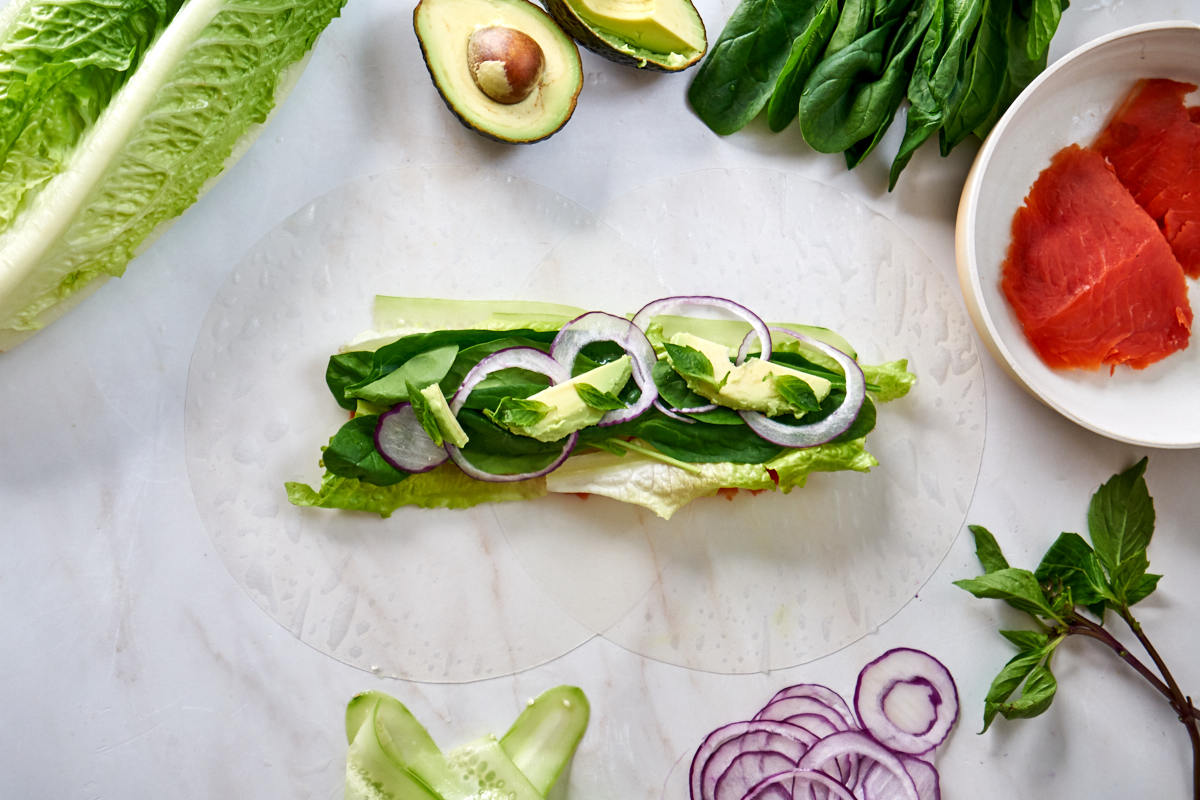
[
  {"xmin": 1002, "ymin": 144, "xmax": 1192, "ymax": 371},
  {"xmin": 1094, "ymin": 79, "xmax": 1200, "ymax": 277}
]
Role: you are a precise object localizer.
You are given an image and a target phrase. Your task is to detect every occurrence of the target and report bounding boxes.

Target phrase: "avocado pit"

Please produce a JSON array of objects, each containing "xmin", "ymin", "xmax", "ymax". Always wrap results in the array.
[{"xmin": 467, "ymin": 26, "xmax": 545, "ymax": 104}]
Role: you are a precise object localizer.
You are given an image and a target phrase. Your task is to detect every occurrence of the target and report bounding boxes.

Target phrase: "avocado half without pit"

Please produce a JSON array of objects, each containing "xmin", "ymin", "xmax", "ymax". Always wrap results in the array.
[
  {"xmin": 542, "ymin": 0, "xmax": 706, "ymax": 71},
  {"xmin": 415, "ymin": 0, "xmax": 583, "ymax": 143}
]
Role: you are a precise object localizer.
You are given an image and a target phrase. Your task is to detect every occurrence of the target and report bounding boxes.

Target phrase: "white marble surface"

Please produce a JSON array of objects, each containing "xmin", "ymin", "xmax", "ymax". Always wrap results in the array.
[{"xmin": 3, "ymin": 0, "xmax": 1200, "ymax": 798}]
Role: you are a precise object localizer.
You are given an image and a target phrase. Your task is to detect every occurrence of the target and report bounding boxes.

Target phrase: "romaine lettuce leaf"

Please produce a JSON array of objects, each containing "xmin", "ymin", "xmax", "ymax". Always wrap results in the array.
[{"xmin": 0, "ymin": 0, "xmax": 346, "ymax": 350}]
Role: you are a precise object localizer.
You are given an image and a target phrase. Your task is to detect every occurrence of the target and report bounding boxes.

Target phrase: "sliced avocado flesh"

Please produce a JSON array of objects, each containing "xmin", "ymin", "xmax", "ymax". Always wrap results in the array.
[
  {"xmin": 645, "ymin": 314, "xmax": 858, "ymax": 363},
  {"xmin": 420, "ymin": 383, "xmax": 469, "ymax": 447},
  {"xmin": 414, "ymin": 0, "xmax": 583, "ymax": 143},
  {"xmin": 668, "ymin": 333, "xmax": 832, "ymax": 417},
  {"xmin": 500, "ymin": 686, "xmax": 590, "ymax": 795},
  {"xmin": 572, "ymin": 0, "xmax": 704, "ymax": 55},
  {"xmin": 501, "ymin": 355, "xmax": 631, "ymax": 442}
]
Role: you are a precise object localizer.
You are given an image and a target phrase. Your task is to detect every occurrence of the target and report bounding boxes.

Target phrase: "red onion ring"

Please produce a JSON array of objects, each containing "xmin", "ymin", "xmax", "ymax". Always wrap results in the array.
[
  {"xmin": 854, "ymin": 648, "xmax": 959, "ymax": 756},
  {"xmin": 654, "ymin": 397, "xmax": 697, "ymax": 424},
  {"xmin": 445, "ymin": 347, "xmax": 577, "ymax": 482},
  {"xmin": 549, "ymin": 311, "xmax": 658, "ymax": 426},
  {"xmin": 796, "ymin": 732, "xmax": 919, "ymax": 800},
  {"xmin": 742, "ymin": 768, "xmax": 858, "ymax": 800},
  {"xmin": 374, "ymin": 403, "xmax": 449, "ymax": 473},
  {"xmin": 737, "ymin": 327, "xmax": 865, "ymax": 449},
  {"xmin": 631, "ymin": 296, "xmax": 773, "ymax": 360},
  {"xmin": 690, "ymin": 720, "xmax": 821, "ymax": 800}
]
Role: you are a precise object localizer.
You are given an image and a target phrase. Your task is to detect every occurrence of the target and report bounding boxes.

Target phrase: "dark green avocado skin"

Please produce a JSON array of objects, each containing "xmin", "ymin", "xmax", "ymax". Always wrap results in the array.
[{"xmin": 540, "ymin": 0, "xmax": 705, "ymax": 72}]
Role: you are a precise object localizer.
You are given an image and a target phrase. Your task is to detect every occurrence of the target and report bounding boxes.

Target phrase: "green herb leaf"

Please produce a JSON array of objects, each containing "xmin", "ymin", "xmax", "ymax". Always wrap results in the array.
[
  {"xmin": 575, "ymin": 382, "xmax": 627, "ymax": 411},
  {"xmin": 326, "ymin": 351, "xmax": 375, "ymax": 410},
  {"xmin": 1034, "ymin": 532, "xmax": 1116, "ymax": 608},
  {"xmin": 651, "ymin": 360, "xmax": 742, "ymax": 425},
  {"xmin": 982, "ymin": 649, "xmax": 1042, "ymax": 731},
  {"xmin": 1124, "ymin": 572, "xmax": 1162, "ymax": 607},
  {"xmin": 998, "ymin": 629, "xmax": 1050, "ymax": 651},
  {"xmin": 953, "ymin": 567, "xmax": 1060, "ymax": 620},
  {"xmin": 1088, "ymin": 457, "xmax": 1154, "ymax": 577},
  {"xmin": 406, "ymin": 381, "xmax": 443, "ymax": 447},
  {"xmin": 322, "ymin": 415, "xmax": 407, "ymax": 486},
  {"xmin": 664, "ymin": 342, "xmax": 715, "ymax": 380},
  {"xmin": 349, "ymin": 344, "xmax": 459, "ymax": 406},
  {"xmin": 968, "ymin": 524, "xmax": 1010, "ymax": 573},
  {"xmin": 991, "ymin": 663, "xmax": 1058, "ymax": 722},
  {"xmin": 774, "ymin": 374, "xmax": 821, "ymax": 412},
  {"xmin": 484, "ymin": 396, "xmax": 551, "ymax": 430},
  {"xmin": 765, "ymin": 0, "xmax": 840, "ymax": 131}
]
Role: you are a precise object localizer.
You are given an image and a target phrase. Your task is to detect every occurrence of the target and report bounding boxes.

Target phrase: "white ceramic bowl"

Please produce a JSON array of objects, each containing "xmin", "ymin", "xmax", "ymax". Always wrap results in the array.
[{"xmin": 956, "ymin": 21, "xmax": 1200, "ymax": 448}]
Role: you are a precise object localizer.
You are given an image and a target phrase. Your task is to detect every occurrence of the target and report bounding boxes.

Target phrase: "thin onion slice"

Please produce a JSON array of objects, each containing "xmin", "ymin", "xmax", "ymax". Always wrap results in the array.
[
  {"xmin": 859, "ymin": 756, "xmax": 940, "ymax": 800},
  {"xmin": 549, "ymin": 311, "xmax": 659, "ymax": 426},
  {"xmin": 742, "ymin": 768, "xmax": 858, "ymax": 800},
  {"xmin": 737, "ymin": 327, "xmax": 865, "ymax": 449},
  {"xmin": 374, "ymin": 403, "xmax": 449, "ymax": 473},
  {"xmin": 762, "ymin": 685, "xmax": 858, "ymax": 731},
  {"xmin": 445, "ymin": 347, "xmax": 576, "ymax": 483},
  {"xmin": 654, "ymin": 397, "xmax": 696, "ymax": 424},
  {"xmin": 630, "ymin": 296, "xmax": 773, "ymax": 360},
  {"xmin": 854, "ymin": 648, "xmax": 959, "ymax": 756},
  {"xmin": 690, "ymin": 720, "xmax": 821, "ymax": 800},
  {"xmin": 796, "ymin": 731, "xmax": 919, "ymax": 800}
]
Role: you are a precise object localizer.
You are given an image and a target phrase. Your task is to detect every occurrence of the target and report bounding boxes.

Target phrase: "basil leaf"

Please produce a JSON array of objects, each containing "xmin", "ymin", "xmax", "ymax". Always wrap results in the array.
[
  {"xmin": 575, "ymin": 382, "xmax": 626, "ymax": 411},
  {"xmin": 687, "ymin": 0, "xmax": 828, "ymax": 135},
  {"xmin": 349, "ymin": 344, "xmax": 459, "ymax": 405},
  {"xmin": 998, "ymin": 629, "xmax": 1050, "ymax": 651},
  {"xmin": 775, "ymin": 374, "xmax": 821, "ymax": 412},
  {"xmin": 1088, "ymin": 457, "xmax": 1154, "ymax": 577},
  {"xmin": 982, "ymin": 648, "xmax": 1042, "ymax": 731},
  {"xmin": 322, "ymin": 415, "xmax": 407, "ymax": 486},
  {"xmin": 953, "ymin": 567, "xmax": 1060, "ymax": 620},
  {"xmin": 326, "ymin": 351, "xmax": 375, "ymax": 410},
  {"xmin": 664, "ymin": 341, "xmax": 715, "ymax": 380},
  {"xmin": 651, "ymin": 360, "xmax": 742, "ymax": 425},
  {"xmin": 406, "ymin": 381, "xmax": 443, "ymax": 447},
  {"xmin": 1034, "ymin": 532, "xmax": 1116, "ymax": 608},
  {"xmin": 1124, "ymin": 572, "xmax": 1162, "ymax": 607},
  {"xmin": 484, "ymin": 396, "xmax": 551, "ymax": 429},
  {"xmin": 968, "ymin": 524, "xmax": 1010, "ymax": 573},
  {"xmin": 992, "ymin": 663, "xmax": 1057, "ymax": 721}
]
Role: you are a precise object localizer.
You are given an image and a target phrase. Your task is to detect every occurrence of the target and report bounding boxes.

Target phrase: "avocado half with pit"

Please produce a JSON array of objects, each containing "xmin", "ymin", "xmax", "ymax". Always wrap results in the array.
[
  {"xmin": 415, "ymin": 0, "xmax": 583, "ymax": 143},
  {"xmin": 542, "ymin": 0, "xmax": 706, "ymax": 71}
]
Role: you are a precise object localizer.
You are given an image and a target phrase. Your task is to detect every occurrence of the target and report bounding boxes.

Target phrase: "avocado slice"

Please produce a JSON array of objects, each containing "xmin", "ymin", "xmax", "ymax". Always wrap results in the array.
[
  {"xmin": 498, "ymin": 355, "xmax": 632, "ymax": 442},
  {"xmin": 667, "ymin": 332, "xmax": 832, "ymax": 417},
  {"xmin": 414, "ymin": 0, "xmax": 583, "ymax": 143},
  {"xmin": 542, "ymin": 0, "xmax": 706, "ymax": 71}
]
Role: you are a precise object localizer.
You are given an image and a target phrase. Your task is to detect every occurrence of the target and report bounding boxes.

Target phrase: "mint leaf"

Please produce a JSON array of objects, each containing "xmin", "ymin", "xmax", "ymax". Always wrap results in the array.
[
  {"xmin": 1088, "ymin": 457, "xmax": 1154, "ymax": 575},
  {"xmin": 954, "ymin": 567, "xmax": 1061, "ymax": 620},
  {"xmin": 775, "ymin": 374, "xmax": 821, "ymax": 412},
  {"xmin": 574, "ymin": 382, "xmax": 627, "ymax": 411},
  {"xmin": 407, "ymin": 381, "xmax": 443, "ymax": 447},
  {"xmin": 664, "ymin": 342, "xmax": 715, "ymax": 380},
  {"xmin": 485, "ymin": 396, "xmax": 551, "ymax": 429},
  {"xmin": 1034, "ymin": 532, "xmax": 1116, "ymax": 608},
  {"xmin": 968, "ymin": 525, "xmax": 1010, "ymax": 573}
]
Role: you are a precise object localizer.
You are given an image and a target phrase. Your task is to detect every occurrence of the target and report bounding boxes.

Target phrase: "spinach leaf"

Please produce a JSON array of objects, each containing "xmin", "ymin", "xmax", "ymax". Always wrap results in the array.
[
  {"xmin": 889, "ymin": 0, "xmax": 983, "ymax": 188},
  {"xmin": 687, "ymin": 0, "xmax": 827, "ymax": 135},
  {"xmin": 825, "ymin": 0, "xmax": 873, "ymax": 56},
  {"xmin": 766, "ymin": 0, "xmax": 839, "ymax": 132},
  {"xmin": 652, "ymin": 360, "xmax": 743, "ymax": 425},
  {"xmin": 1025, "ymin": 0, "xmax": 1062, "ymax": 61},
  {"xmin": 940, "ymin": 0, "xmax": 1010, "ymax": 153},
  {"xmin": 438, "ymin": 332, "xmax": 556, "ymax": 394},
  {"xmin": 323, "ymin": 415, "xmax": 408, "ymax": 486},
  {"xmin": 455, "ymin": 410, "xmax": 565, "ymax": 474},
  {"xmin": 348, "ymin": 344, "xmax": 459, "ymax": 405},
  {"xmin": 634, "ymin": 415, "xmax": 785, "ymax": 464},
  {"xmin": 326, "ymin": 351, "xmax": 374, "ymax": 410},
  {"xmin": 799, "ymin": 0, "xmax": 938, "ymax": 156},
  {"xmin": 460, "ymin": 368, "xmax": 550, "ymax": 410}
]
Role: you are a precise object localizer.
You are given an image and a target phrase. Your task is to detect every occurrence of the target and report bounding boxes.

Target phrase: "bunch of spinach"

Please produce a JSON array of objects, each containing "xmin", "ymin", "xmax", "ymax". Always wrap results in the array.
[
  {"xmin": 956, "ymin": 458, "xmax": 1199, "ymax": 796},
  {"xmin": 315, "ymin": 327, "xmax": 891, "ymax": 486},
  {"xmin": 688, "ymin": 0, "xmax": 1069, "ymax": 188}
]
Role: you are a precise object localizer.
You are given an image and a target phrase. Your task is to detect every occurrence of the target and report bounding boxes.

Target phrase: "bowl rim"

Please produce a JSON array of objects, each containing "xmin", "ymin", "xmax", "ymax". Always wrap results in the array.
[{"xmin": 955, "ymin": 19, "xmax": 1200, "ymax": 449}]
